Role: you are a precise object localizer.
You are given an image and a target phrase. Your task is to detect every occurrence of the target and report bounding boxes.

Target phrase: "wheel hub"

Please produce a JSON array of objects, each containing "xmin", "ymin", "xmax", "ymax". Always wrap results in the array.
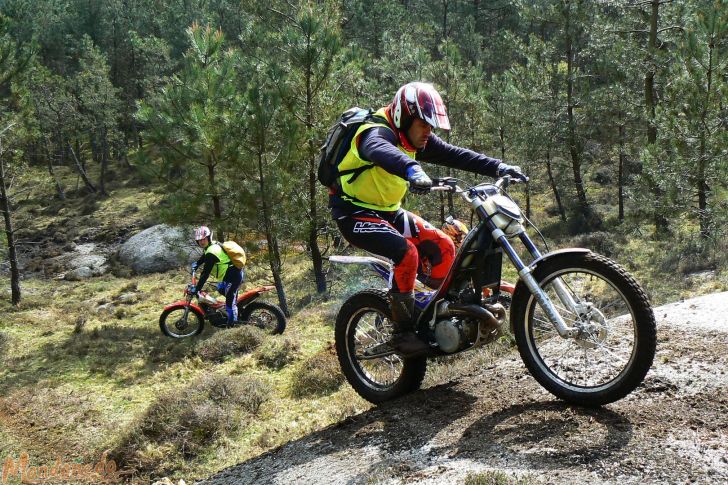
[{"xmin": 573, "ymin": 303, "xmax": 608, "ymax": 349}]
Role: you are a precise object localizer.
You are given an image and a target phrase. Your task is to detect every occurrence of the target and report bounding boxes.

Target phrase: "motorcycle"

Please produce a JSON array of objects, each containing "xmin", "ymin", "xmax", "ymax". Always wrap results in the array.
[
  {"xmin": 159, "ymin": 265, "xmax": 286, "ymax": 338},
  {"xmin": 331, "ymin": 176, "xmax": 656, "ymax": 406}
]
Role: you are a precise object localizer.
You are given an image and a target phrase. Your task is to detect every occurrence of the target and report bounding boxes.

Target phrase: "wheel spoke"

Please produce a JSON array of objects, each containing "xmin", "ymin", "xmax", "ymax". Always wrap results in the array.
[
  {"xmin": 350, "ymin": 308, "xmax": 402, "ymax": 387},
  {"xmin": 527, "ymin": 268, "xmax": 638, "ymax": 390}
]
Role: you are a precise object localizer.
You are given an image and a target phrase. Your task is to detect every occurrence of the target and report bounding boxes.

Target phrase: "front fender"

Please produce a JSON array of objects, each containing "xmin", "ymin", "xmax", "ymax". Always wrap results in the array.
[
  {"xmin": 509, "ymin": 248, "xmax": 591, "ymax": 333},
  {"xmin": 163, "ymin": 301, "xmax": 205, "ymax": 319}
]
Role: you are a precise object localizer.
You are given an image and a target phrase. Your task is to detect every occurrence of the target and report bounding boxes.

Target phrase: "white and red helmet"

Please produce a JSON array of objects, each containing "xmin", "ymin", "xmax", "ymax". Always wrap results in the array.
[
  {"xmin": 390, "ymin": 82, "xmax": 450, "ymax": 131},
  {"xmin": 194, "ymin": 225, "xmax": 212, "ymax": 241}
]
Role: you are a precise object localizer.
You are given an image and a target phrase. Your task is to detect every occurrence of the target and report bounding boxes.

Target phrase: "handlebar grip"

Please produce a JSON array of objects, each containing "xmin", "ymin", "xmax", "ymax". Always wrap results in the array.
[{"xmin": 429, "ymin": 186, "xmax": 453, "ymax": 192}]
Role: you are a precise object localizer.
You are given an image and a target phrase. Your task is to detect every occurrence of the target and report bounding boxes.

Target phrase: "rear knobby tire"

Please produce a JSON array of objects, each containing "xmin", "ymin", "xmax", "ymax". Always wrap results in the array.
[
  {"xmin": 335, "ymin": 289, "xmax": 427, "ymax": 404},
  {"xmin": 239, "ymin": 301, "xmax": 286, "ymax": 335},
  {"xmin": 511, "ymin": 252, "xmax": 656, "ymax": 406}
]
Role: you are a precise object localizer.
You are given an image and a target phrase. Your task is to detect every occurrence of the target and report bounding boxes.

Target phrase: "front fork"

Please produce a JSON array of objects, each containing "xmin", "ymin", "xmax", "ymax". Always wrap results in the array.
[{"xmin": 493, "ymin": 225, "xmax": 580, "ymax": 338}]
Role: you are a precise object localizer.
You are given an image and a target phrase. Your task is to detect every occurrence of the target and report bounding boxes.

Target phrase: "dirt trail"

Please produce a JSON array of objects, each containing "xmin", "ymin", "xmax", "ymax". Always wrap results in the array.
[{"xmin": 200, "ymin": 292, "xmax": 728, "ymax": 484}]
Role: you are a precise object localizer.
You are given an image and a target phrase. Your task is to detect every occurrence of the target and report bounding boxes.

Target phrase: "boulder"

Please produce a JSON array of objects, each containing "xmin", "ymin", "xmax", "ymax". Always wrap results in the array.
[
  {"xmin": 118, "ymin": 225, "xmax": 199, "ymax": 274},
  {"xmin": 65, "ymin": 267, "xmax": 94, "ymax": 281}
]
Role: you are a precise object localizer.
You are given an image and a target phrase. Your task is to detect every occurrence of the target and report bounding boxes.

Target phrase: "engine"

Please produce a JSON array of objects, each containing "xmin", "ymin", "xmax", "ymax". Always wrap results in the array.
[
  {"xmin": 434, "ymin": 317, "xmax": 479, "ymax": 353},
  {"xmin": 433, "ymin": 301, "xmax": 507, "ymax": 353}
]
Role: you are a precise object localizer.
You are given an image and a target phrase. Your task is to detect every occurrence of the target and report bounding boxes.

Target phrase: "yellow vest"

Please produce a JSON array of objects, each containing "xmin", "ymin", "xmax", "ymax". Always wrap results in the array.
[
  {"xmin": 205, "ymin": 242, "xmax": 232, "ymax": 279},
  {"xmin": 338, "ymin": 108, "xmax": 416, "ymax": 212}
]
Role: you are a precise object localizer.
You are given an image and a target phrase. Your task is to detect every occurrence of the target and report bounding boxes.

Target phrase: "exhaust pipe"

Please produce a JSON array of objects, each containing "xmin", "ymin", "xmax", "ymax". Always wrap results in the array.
[{"xmin": 437, "ymin": 302, "xmax": 506, "ymax": 330}]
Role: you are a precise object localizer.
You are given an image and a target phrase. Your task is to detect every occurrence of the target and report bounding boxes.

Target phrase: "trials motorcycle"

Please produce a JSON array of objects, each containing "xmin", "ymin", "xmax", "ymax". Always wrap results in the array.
[
  {"xmin": 159, "ymin": 265, "xmax": 286, "ymax": 338},
  {"xmin": 331, "ymin": 176, "xmax": 656, "ymax": 406}
]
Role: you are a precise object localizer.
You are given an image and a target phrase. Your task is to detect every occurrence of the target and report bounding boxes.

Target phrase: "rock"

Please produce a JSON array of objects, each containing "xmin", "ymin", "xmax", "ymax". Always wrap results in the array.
[
  {"xmin": 65, "ymin": 267, "xmax": 94, "ymax": 281},
  {"xmin": 118, "ymin": 224, "xmax": 199, "ymax": 274},
  {"xmin": 69, "ymin": 254, "xmax": 107, "ymax": 270},
  {"xmin": 116, "ymin": 293, "xmax": 138, "ymax": 304},
  {"xmin": 96, "ymin": 303, "xmax": 115, "ymax": 314},
  {"xmin": 151, "ymin": 479, "xmax": 186, "ymax": 485}
]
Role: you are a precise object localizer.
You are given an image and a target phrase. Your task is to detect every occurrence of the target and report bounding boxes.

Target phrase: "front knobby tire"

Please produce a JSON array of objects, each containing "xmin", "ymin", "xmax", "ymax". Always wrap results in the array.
[
  {"xmin": 239, "ymin": 301, "xmax": 286, "ymax": 335},
  {"xmin": 159, "ymin": 306, "xmax": 205, "ymax": 338},
  {"xmin": 335, "ymin": 289, "xmax": 427, "ymax": 404},
  {"xmin": 511, "ymin": 252, "xmax": 656, "ymax": 406}
]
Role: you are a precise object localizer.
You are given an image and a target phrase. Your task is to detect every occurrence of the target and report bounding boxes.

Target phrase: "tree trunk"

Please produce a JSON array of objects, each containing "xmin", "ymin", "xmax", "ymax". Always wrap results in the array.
[
  {"xmin": 257, "ymin": 151, "xmax": 290, "ymax": 316},
  {"xmin": 45, "ymin": 139, "xmax": 65, "ymax": 200},
  {"xmin": 48, "ymin": 158, "xmax": 65, "ymax": 200},
  {"xmin": 644, "ymin": 0, "xmax": 670, "ymax": 233},
  {"xmin": 697, "ymin": 31, "xmax": 715, "ymax": 239},
  {"xmin": 563, "ymin": 1, "xmax": 589, "ymax": 213},
  {"xmin": 545, "ymin": 147, "xmax": 566, "ymax": 222},
  {"xmin": 98, "ymin": 127, "xmax": 109, "ymax": 196},
  {"xmin": 618, "ymin": 120, "xmax": 626, "ymax": 222},
  {"xmin": 206, "ymin": 156, "xmax": 222, "ymax": 223},
  {"xmin": 0, "ymin": 153, "xmax": 21, "ymax": 305},
  {"xmin": 68, "ymin": 141, "xmax": 97, "ymax": 193},
  {"xmin": 305, "ymin": 44, "xmax": 326, "ymax": 294}
]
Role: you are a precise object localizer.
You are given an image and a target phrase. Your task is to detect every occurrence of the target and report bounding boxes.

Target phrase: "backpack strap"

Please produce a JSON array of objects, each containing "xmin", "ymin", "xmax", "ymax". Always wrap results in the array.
[{"xmin": 339, "ymin": 114, "xmax": 394, "ymax": 185}]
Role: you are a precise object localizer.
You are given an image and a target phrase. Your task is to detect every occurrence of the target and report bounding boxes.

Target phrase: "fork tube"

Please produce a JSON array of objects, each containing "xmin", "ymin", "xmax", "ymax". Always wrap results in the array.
[
  {"xmin": 495, "ymin": 227, "xmax": 577, "ymax": 338},
  {"xmin": 519, "ymin": 232, "xmax": 579, "ymax": 314}
]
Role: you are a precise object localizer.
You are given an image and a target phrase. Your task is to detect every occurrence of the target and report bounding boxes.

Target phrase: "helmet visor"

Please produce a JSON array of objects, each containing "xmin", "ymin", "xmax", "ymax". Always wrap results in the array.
[{"xmin": 417, "ymin": 88, "xmax": 450, "ymax": 130}]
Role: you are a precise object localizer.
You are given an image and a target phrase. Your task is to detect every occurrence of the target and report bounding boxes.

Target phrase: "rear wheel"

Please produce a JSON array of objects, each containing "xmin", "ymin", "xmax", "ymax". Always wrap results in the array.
[
  {"xmin": 335, "ymin": 289, "xmax": 427, "ymax": 404},
  {"xmin": 511, "ymin": 252, "xmax": 656, "ymax": 406},
  {"xmin": 159, "ymin": 306, "xmax": 205, "ymax": 338},
  {"xmin": 239, "ymin": 301, "xmax": 286, "ymax": 334}
]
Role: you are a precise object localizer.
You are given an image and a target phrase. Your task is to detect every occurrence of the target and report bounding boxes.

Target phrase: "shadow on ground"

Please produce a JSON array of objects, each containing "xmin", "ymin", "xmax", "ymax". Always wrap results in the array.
[{"xmin": 201, "ymin": 384, "xmax": 632, "ymax": 484}]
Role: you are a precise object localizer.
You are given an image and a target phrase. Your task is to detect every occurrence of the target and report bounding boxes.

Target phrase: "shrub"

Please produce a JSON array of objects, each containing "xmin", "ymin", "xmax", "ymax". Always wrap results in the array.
[
  {"xmin": 197, "ymin": 372, "xmax": 271, "ymax": 415},
  {"xmin": 114, "ymin": 373, "xmax": 271, "ymax": 473},
  {"xmin": 464, "ymin": 470, "xmax": 533, "ymax": 485},
  {"xmin": 255, "ymin": 337, "xmax": 299, "ymax": 370},
  {"xmin": 566, "ymin": 231, "xmax": 624, "ymax": 258},
  {"xmin": 289, "ymin": 348, "xmax": 343, "ymax": 398},
  {"xmin": 195, "ymin": 326, "xmax": 264, "ymax": 362},
  {"xmin": 0, "ymin": 331, "xmax": 10, "ymax": 361}
]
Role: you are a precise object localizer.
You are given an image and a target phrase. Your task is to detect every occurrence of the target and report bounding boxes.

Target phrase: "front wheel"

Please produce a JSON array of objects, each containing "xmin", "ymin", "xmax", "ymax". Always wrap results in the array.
[
  {"xmin": 335, "ymin": 289, "xmax": 427, "ymax": 404},
  {"xmin": 159, "ymin": 306, "xmax": 205, "ymax": 338},
  {"xmin": 510, "ymin": 252, "xmax": 656, "ymax": 406},
  {"xmin": 239, "ymin": 301, "xmax": 286, "ymax": 334}
]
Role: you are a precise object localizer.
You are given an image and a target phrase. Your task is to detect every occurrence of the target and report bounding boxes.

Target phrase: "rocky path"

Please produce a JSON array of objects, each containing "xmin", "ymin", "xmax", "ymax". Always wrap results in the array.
[{"xmin": 200, "ymin": 292, "xmax": 728, "ymax": 484}]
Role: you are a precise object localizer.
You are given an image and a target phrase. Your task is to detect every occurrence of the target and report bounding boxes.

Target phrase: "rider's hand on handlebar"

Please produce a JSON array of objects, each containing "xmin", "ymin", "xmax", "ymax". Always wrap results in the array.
[
  {"xmin": 406, "ymin": 165, "xmax": 433, "ymax": 194},
  {"xmin": 497, "ymin": 163, "xmax": 529, "ymax": 183}
]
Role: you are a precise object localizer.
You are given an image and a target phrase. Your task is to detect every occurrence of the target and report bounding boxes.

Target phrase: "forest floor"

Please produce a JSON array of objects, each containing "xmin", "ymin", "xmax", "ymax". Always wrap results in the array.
[{"xmin": 201, "ymin": 292, "xmax": 728, "ymax": 485}]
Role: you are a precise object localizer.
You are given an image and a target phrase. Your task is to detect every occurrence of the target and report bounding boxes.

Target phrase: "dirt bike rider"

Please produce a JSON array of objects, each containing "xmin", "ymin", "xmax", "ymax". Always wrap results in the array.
[
  {"xmin": 192, "ymin": 226, "xmax": 245, "ymax": 326},
  {"xmin": 329, "ymin": 81, "xmax": 528, "ymax": 357}
]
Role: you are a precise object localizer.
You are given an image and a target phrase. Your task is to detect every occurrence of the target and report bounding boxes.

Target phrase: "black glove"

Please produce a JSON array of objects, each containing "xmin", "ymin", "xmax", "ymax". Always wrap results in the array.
[
  {"xmin": 406, "ymin": 165, "xmax": 433, "ymax": 194},
  {"xmin": 497, "ymin": 163, "xmax": 529, "ymax": 183}
]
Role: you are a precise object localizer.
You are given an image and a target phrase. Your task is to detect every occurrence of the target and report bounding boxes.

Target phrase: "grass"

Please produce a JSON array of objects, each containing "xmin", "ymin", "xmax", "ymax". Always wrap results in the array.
[{"xmin": 464, "ymin": 470, "xmax": 535, "ymax": 485}]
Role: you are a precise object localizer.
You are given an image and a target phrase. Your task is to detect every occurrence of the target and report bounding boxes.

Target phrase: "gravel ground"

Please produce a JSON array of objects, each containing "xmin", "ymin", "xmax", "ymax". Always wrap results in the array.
[{"xmin": 199, "ymin": 292, "xmax": 728, "ymax": 485}]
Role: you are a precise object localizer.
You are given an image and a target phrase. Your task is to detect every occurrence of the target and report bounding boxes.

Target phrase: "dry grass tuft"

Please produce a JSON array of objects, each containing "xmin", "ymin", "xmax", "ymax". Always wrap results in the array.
[
  {"xmin": 288, "ymin": 347, "xmax": 343, "ymax": 398},
  {"xmin": 113, "ymin": 373, "xmax": 271, "ymax": 476},
  {"xmin": 195, "ymin": 326, "xmax": 265, "ymax": 362},
  {"xmin": 254, "ymin": 337, "xmax": 300, "ymax": 370}
]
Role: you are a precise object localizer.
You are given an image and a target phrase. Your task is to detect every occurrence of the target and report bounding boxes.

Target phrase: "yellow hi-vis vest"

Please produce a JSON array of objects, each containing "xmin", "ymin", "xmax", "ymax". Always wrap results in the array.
[
  {"xmin": 205, "ymin": 242, "xmax": 232, "ymax": 279},
  {"xmin": 337, "ymin": 108, "xmax": 416, "ymax": 212}
]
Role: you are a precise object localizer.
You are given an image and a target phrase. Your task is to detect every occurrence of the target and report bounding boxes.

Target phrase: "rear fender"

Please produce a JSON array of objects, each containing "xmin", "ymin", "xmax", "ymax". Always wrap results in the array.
[
  {"xmin": 510, "ymin": 248, "xmax": 591, "ymax": 333},
  {"xmin": 237, "ymin": 285, "xmax": 275, "ymax": 306}
]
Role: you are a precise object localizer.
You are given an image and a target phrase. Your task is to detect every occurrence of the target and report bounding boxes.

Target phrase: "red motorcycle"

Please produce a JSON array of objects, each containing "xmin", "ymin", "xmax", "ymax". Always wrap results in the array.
[{"xmin": 159, "ymin": 266, "xmax": 286, "ymax": 338}]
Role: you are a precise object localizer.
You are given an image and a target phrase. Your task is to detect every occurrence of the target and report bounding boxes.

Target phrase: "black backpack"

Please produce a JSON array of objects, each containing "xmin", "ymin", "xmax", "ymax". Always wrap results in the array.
[{"xmin": 317, "ymin": 107, "xmax": 388, "ymax": 188}]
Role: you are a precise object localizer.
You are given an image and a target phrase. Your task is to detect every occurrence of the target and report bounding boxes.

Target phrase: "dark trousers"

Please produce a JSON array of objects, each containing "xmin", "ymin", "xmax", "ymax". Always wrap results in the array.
[
  {"xmin": 220, "ymin": 267, "xmax": 244, "ymax": 323},
  {"xmin": 335, "ymin": 208, "xmax": 455, "ymax": 292}
]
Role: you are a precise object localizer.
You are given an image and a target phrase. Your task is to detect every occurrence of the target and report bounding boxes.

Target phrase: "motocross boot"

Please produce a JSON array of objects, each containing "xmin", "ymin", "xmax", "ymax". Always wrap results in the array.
[{"xmin": 387, "ymin": 291, "xmax": 430, "ymax": 357}]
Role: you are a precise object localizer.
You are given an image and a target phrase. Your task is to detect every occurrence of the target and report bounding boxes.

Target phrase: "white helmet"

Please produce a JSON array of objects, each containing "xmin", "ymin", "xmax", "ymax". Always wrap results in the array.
[{"xmin": 194, "ymin": 225, "xmax": 211, "ymax": 241}]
